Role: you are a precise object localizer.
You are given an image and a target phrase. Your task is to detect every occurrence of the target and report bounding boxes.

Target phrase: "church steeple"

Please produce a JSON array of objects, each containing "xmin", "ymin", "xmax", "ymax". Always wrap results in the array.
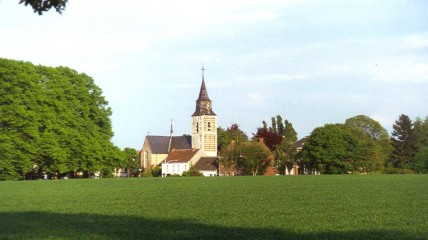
[
  {"xmin": 191, "ymin": 66, "xmax": 218, "ymax": 157},
  {"xmin": 192, "ymin": 66, "xmax": 216, "ymax": 117}
]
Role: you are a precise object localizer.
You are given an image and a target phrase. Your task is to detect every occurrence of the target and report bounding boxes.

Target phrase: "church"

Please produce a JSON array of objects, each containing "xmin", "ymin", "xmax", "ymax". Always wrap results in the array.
[{"xmin": 139, "ymin": 70, "xmax": 218, "ymax": 177}]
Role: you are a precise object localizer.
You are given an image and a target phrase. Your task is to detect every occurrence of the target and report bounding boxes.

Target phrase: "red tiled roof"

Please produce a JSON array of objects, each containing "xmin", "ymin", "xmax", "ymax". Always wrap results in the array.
[{"xmin": 166, "ymin": 149, "xmax": 199, "ymax": 163}]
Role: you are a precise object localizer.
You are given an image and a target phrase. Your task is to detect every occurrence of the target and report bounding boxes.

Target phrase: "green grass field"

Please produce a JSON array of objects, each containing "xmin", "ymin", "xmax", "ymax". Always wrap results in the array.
[{"xmin": 0, "ymin": 175, "xmax": 427, "ymax": 239}]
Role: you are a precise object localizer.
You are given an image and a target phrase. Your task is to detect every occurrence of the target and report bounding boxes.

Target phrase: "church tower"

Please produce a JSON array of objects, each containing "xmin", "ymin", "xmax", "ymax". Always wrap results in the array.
[{"xmin": 191, "ymin": 67, "xmax": 217, "ymax": 157}]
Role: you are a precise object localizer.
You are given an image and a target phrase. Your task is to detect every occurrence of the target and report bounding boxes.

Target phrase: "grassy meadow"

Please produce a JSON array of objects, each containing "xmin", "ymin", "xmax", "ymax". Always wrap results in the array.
[{"xmin": 0, "ymin": 175, "xmax": 427, "ymax": 239}]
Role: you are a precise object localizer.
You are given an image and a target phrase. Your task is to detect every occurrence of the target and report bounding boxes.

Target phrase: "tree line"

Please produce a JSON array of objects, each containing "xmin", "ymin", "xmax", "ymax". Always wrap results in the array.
[
  {"xmin": 0, "ymin": 58, "xmax": 136, "ymax": 180},
  {"xmin": 217, "ymin": 114, "xmax": 428, "ymax": 175}
]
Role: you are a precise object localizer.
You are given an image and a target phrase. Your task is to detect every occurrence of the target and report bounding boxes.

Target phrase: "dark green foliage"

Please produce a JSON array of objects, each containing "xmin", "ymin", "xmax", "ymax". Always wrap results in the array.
[
  {"xmin": 150, "ymin": 166, "xmax": 161, "ymax": 177},
  {"xmin": 0, "ymin": 58, "xmax": 122, "ymax": 180},
  {"xmin": 276, "ymin": 115, "xmax": 284, "ymax": 135},
  {"xmin": 390, "ymin": 114, "xmax": 418, "ymax": 168},
  {"xmin": 413, "ymin": 117, "xmax": 428, "ymax": 151},
  {"xmin": 414, "ymin": 147, "xmax": 428, "ymax": 173},
  {"xmin": 121, "ymin": 148, "xmax": 138, "ymax": 177},
  {"xmin": 217, "ymin": 124, "xmax": 248, "ymax": 170},
  {"xmin": 237, "ymin": 142, "xmax": 270, "ymax": 175},
  {"xmin": 301, "ymin": 124, "xmax": 359, "ymax": 174},
  {"xmin": 271, "ymin": 116, "xmax": 277, "ymax": 133},
  {"xmin": 182, "ymin": 165, "xmax": 203, "ymax": 176},
  {"xmin": 274, "ymin": 120, "xmax": 298, "ymax": 174},
  {"xmin": 344, "ymin": 115, "xmax": 391, "ymax": 173},
  {"xmin": 19, "ymin": 0, "xmax": 67, "ymax": 15}
]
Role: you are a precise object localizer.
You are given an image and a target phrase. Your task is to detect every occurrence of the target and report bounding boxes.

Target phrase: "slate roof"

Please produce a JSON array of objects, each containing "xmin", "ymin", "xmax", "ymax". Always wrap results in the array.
[
  {"xmin": 194, "ymin": 157, "xmax": 218, "ymax": 171},
  {"xmin": 165, "ymin": 148, "xmax": 199, "ymax": 163},
  {"xmin": 192, "ymin": 79, "xmax": 216, "ymax": 116},
  {"xmin": 196, "ymin": 79, "xmax": 211, "ymax": 102},
  {"xmin": 146, "ymin": 135, "xmax": 191, "ymax": 154}
]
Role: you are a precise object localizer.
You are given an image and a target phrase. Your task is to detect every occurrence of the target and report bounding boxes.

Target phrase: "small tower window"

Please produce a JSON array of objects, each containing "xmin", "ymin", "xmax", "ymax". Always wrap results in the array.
[
  {"xmin": 208, "ymin": 122, "xmax": 211, "ymax": 131},
  {"xmin": 196, "ymin": 123, "xmax": 199, "ymax": 133}
]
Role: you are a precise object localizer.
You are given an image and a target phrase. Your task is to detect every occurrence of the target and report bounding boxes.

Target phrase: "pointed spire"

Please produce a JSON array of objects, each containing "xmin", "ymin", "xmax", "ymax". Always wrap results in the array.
[
  {"xmin": 192, "ymin": 65, "xmax": 216, "ymax": 117},
  {"xmin": 168, "ymin": 118, "xmax": 173, "ymax": 153},
  {"xmin": 196, "ymin": 78, "xmax": 211, "ymax": 102}
]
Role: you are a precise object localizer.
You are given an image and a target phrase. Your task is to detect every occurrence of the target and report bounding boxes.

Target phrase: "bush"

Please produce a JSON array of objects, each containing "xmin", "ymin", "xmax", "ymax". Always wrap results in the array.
[
  {"xmin": 182, "ymin": 165, "xmax": 203, "ymax": 177},
  {"xmin": 383, "ymin": 166, "xmax": 416, "ymax": 174},
  {"xmin": 141, "ymin": 172, "xmax": 153, "ymax": 177},
  {"xmin": 151, "ymin": 167, "xmax": 161, "ymax": 177}
]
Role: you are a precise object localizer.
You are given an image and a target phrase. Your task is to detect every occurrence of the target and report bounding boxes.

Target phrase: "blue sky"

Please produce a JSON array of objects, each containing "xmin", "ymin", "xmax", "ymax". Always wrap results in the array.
[{"xmin": 1, "ymin": 0, "xmax": 427, "ymax": 149}]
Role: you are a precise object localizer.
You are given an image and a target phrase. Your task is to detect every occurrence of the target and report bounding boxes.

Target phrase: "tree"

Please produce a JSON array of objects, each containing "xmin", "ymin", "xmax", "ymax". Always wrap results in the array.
[
  {"xmin": 237, "ymin": 142, "xmax": 270, "ymax": 176},
  {"xmin": 276, "ymin": 115, "xmax": 285, "ymax": 135},
  {"xmin": 255, "ymin": 115, "xmax": 298, "ymax": 152},
  {"xmin": 122, "ymin": 148, "xmax": 138, "ymax": 177},
  {"xmin": 301, "ymin": 124, "xmax": 359, "ymax": 174},
  {"xmin": 345, "ymin": 115, "xmax": 389, "ymax": 140},
  {"xmin": 413, "ymin": 117, "xmax": 428, "ymax": 150},
  {"xmin": 217, "ymin": 124, "xmax": 248, "ymax": 170},
  {"xmin": 413, "ymin": 147, "xmax": 428, "ymax": 173},
  {"xmin": 344, "ymin": 115, "xmax": 391, "ymax": 172},
  {"xmin": 0, "ymin": 58, "xmax": 121, "ymax": 180},
  {"xmin": 390, "ymin": 114, "xmax": 417, "ymax": 168},
  {"xmin": 253, "ymin": 128, "xmax": 282, "ymax": 151},
  {"xmin": 19, "ymin": 0, "xmax": 67, "ymax": 15},
  {"xmin": 271, "ymin": 117, "xmax": 277, "ymax": 133},
  {"xmin": 274, "ymin": 120, "xmax": 298, "ymax": 174}
]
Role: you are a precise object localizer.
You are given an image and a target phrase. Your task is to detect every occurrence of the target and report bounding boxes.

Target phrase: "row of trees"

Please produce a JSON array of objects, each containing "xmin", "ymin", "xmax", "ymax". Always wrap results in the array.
[
  {"xmin": 0, "ymin": 58, "xmax": 135, "ymax": 180},
  {"xmin": 218, "ymin": 114, "xmax": 428, "ymax": 175},
  {"xmin": 217, "ymin": 116, "xmax": 298, "ymax": 176},
  {"xmin": 301, "ymin": 114, "xmax": 428, "ymax": 174}
]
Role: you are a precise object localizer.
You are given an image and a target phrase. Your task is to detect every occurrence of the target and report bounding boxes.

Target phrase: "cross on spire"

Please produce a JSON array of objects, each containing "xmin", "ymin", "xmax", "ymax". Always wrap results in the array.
[{"xmin": 201, "ymin": 64, "xmax": 205, "ymax": 79}]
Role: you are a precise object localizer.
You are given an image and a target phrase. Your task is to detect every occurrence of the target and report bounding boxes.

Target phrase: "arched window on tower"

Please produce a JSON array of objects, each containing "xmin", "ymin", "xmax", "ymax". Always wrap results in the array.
[
  {"xmin": 196, "ymin": 122, "xmax": 199, "ymax": 133},
  {"xmin": 208, "ymin": 122, "xmax": 211, "ymax": 131}
]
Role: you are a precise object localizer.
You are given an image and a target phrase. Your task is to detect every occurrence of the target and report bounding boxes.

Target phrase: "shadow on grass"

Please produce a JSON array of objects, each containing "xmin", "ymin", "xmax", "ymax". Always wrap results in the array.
[{"xmin": 0, "ymin": 211, "xmax": 424, "ymax": 240}]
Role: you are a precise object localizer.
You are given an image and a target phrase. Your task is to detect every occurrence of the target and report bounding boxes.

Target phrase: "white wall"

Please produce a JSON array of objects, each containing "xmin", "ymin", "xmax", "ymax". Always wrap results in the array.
[{"xmin": 161, "ymin": 162, "xmax": 189, "ymax": 176}]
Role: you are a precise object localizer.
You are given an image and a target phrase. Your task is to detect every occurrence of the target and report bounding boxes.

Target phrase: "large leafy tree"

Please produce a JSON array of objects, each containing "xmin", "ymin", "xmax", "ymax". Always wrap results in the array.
[
  {"xmin": 217, "ymin": 124, "xmax": 248, "ymax": 170},
  {"xmin": 390, "ymin": 114, "xmax": 418, "ymax": 168},
  {"xmin": 0, "ymin": 58, "xmax": 121, "ymax": 180},
  {"xmin": 19, "ymin": 0, "xmax": 67, "ymax": 15},
  {"xmin": 344, "ymin": 115, "xmax": 391, "ymax": 172},
  {"xmin": 301, "ymin": 124, "xmax": 359, "ymax": 174},
  {"xmin": 237, "ymin": 142, "xmax": 270, "ymax": 176}
]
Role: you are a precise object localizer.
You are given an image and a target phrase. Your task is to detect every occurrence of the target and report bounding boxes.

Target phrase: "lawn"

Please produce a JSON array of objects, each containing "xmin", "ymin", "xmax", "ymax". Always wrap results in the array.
[{"xmin": 0, "ymin": 175, "xmax": 427, "ymax": 239}]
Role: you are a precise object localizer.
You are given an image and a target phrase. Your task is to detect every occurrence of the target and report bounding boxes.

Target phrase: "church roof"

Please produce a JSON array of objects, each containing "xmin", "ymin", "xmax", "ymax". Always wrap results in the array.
[
  {"xmin": 194, "ymin": 157, "xmax": 218, "ymax": 171},
  {"xmin": 146, "ymin": 135, "xmax": 191, "ymax": 154},
  {"xmin": 166, "ymin": 148, "xmax": 199, "ymax": 163}
]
